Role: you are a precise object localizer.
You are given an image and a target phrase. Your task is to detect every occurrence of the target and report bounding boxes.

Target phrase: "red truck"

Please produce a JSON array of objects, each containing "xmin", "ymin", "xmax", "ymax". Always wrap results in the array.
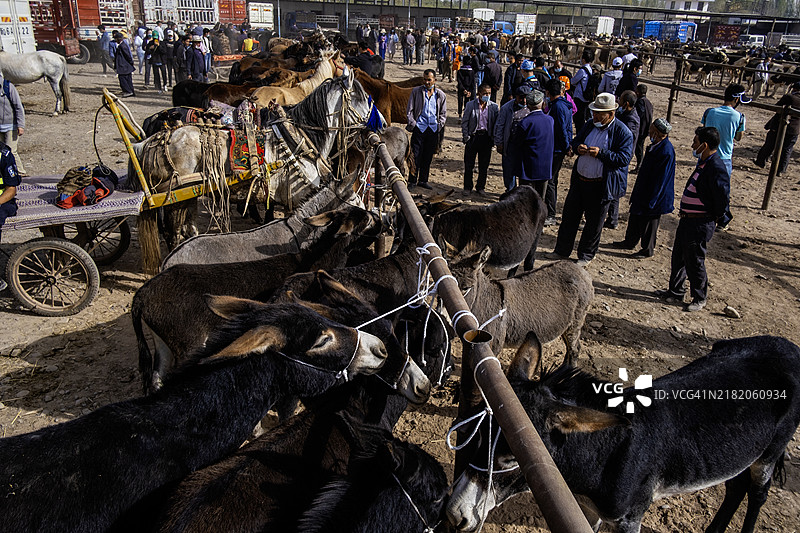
[{"xmin": 29, "ymin": 0, "xmax": 133, "ymax": 63}]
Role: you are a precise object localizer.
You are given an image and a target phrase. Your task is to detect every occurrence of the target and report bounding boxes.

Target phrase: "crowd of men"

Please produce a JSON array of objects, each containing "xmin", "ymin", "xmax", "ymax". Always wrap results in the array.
[{"xmin": 405, "ymin": 34, "xmax": 800, "ymax": 313}]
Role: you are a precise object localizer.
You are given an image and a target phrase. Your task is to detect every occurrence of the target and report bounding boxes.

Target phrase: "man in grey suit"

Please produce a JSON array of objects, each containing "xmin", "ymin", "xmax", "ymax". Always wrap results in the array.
[{"xmin": 461, "ymin": 84, "xmax": 499, "ymax": 194}]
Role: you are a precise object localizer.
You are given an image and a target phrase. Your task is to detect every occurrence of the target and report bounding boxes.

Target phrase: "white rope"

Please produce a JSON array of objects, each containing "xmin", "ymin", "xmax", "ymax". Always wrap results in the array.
[
  {"xmin": 478, "ymin": 308, "xmax": 507, "ymax": 332},
  {"xmin": 276, "ymin": 330, "xmax": 361, "ymax": 381},
  {"xmin": 452, "ymin": 310, "xmax": 478, "ymax": 331},
  {"xmin": 390, "ymin": 473, "xmax": 437, "ymax": 533}
]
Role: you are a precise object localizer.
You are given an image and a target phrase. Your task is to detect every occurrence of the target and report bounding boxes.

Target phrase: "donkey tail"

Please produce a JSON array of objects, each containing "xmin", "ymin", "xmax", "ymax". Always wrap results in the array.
[
  {"xmin": 59, "ymin": 56, "xmax": 71, "ymax": 111},
  {"xmin": 131, "ymin": 297, "xmax": 155, "ymax": 395},
  {"xmin": 773, "ymin": 452, "xmax": 787, "ymax": 488}
]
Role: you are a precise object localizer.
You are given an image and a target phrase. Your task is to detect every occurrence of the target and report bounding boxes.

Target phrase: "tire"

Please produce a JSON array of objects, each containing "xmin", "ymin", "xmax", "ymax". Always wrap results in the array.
[
  {"xmin": 6, "ymin": 238, "xmax": 100, "ymax": 317},
  {"xmin": 68, "ymin": 43, "xmax": 91, "ymax": 64},
  {"xmin": 69, "ymin": 218, "xmax": 132, "ymax": 266}
]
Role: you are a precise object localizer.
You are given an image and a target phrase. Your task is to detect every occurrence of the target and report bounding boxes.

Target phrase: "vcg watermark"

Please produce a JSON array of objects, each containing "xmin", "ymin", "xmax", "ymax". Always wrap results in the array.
[{"xmin": 592, "ymin": 368, "xmax": 653, "ymax": 414}]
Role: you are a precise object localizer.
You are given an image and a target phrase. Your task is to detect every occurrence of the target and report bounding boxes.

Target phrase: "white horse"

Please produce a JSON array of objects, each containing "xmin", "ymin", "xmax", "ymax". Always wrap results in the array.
[{"xmin": 0, "ymin": 50, "xmax": 71, "ymax": 116}]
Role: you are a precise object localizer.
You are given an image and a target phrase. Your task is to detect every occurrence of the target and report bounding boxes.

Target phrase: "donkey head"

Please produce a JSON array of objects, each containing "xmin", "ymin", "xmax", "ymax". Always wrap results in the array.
[
  {"xmin": 445, "ymin": 333, "xmax": 630, "ymax": 531},
  {"xmin": 200, "ymin": 297, "xmax": 388, "ymax": 397},
  {"xmin": 285, "ymin": 271, "xmax": 431, "ymax": 405},
  {"xmin": 439, "ymin": 239, "xmax": 492, "ymax": 302}
]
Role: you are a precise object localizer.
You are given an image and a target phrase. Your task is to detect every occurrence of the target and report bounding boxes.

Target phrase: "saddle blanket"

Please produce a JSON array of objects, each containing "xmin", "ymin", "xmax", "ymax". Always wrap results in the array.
[
  {"xmin": 229, "ymin": 129, "xmax": 269, "ymax": 173},
  {"xmin": 3, "ymin": 173, "xmax": 145, "ymax": 232}
]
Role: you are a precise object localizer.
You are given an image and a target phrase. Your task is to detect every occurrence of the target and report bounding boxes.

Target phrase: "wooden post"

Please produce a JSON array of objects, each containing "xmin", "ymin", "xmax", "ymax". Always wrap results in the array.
[
  {"xmin": 666, "ymin": 60, "xmax": 682, "ymax": 123},
  {"xmin": 762, "ymin": 107, "xmax": 790, "ymax": 210}
]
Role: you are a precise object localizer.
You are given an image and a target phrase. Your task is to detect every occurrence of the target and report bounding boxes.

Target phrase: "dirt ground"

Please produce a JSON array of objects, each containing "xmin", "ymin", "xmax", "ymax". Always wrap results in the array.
[{"xmin": 1, "ymin": 55, "xmax": 799, "ymax": 533}]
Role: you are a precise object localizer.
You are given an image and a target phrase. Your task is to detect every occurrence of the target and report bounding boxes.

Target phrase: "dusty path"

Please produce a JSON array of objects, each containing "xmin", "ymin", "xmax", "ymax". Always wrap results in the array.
[{"xmin": 0, "ymin": 57, "xmax": 798, "ymax": 532}]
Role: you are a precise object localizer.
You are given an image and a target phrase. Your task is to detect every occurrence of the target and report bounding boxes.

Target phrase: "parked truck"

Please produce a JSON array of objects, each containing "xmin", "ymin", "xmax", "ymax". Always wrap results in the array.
[
  {"xmin": 248, "ymin": 2, "xmax": 273, "ymax": 30},
  {"xmin": 143, "ymin": 0, "xmax": 216, "ymax": 27},
  {"xmin": 29, "ymin": 0, "xmax": 133, "ymax": 63},
  {"xmin": 514, "ymin": 14, "xmax": 535, "ymax": 35},
  {"xmin": 218, "ymin": 0, "xmax": 246, "ymax": 25},
  {"xmin": 0, "ymin": 0, "xmax": 36, "ymax": 53}
]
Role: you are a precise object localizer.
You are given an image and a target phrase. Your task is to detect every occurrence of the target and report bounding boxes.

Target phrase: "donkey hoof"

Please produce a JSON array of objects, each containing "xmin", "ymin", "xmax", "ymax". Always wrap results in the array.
[{"xmin": 52, "ymin": 111, "xmax": 59, "ymax": 117}]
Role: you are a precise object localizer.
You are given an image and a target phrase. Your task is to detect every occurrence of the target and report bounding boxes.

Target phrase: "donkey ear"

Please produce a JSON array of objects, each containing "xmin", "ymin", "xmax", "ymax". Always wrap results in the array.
[
  {"xmin": 470, "ymin": 245, "xmax": 492, "ymax": 270},
  {"xmin": 200, "ymin": 325, "xmax": 285, "ymax": 363},
  {"xmin": 314, "ymin": 270, "xmax": 362, "ymax": 306},
  {"xmin": 304, "ymin": 210, "xmax": 338, "ymax": 227},
  {"xmin": 547, "ymin": 404, "xmax": 631, "ymax": 434},
  {"xmin": 285, "ymin": 290, "xmax": 336, "ymax": 318},
  {"xmin": 205, "ymin": 294, "xmax": 266, "ymax": 319},
  {"xmin": 507, "ymin": 331, "xmax": 543, "ymax": 382},
  {"xmin": 437, "ymin": 236, "xmax": 459, "ymax": 260}
]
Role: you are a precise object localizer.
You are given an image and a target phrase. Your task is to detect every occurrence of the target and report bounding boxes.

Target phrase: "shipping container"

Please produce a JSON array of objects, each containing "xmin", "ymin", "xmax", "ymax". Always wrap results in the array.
[
  {"xmin": 0, "ymin": 0, "xmax": 36, "ymax": 53},
  {"xmin": 514, "ymin": 14, "xmax": 536, "ymax": 35},
  {"xmin": 629, "ymin": 21, "xmax": 662, "ymax": 39},
  {"xmin": 248, "ymin": 1, "xmax": 273, "ymax": 30},
  {"xmin": 30, "ymin": 0, "xmax": 133, "ymax": 62},
  {"xmin": 218, "ymin": 0, "xmax": 246, "ymax": 25}
]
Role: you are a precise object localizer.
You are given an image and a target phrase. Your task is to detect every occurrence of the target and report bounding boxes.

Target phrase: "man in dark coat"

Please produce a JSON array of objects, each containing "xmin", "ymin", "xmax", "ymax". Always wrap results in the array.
[
  {"xmin": 633, "ymin": 84, "xmax": 653, "ymax": 173},
  {"xmin": 544, "ymin": 78, "xmax": 573, "ymax": 226},
  {"xmin": 605, "ymin": 89, "xmax": 640, "ymax": 229},
  {"xmin": 482, "ymin": 53, "xmax": 503, "ymax": 103},
  {"xmin": 461, "ymin": 84, "xmax": 499, "ymax": 194},
  {"xmin": 656, "ymin": 126, "xmax": 730, "ymax": 312},
  {"xmin": 345, "ymin": 42, "xmax": 376, "ymax": 77},
  {"xmin": 754, "ymin": 81, "xmax": 800, "ymax": 176},
  {"xmin": 612, "ymin": 118, "xmax": 675, "ymax": 259},
  {"xmin": 502, "ymin": 54, "xmax": 523, "ymax": 105},
  {"xmin": 113, "ymin": 32, "xmax": 136, "ymax": 97},
  {"xmin": 174, "ymin": 34, "xmax": 191, "ymax": 83},
  {"xmin": 547, "ymin": 92, "xmax": 633, "ymax": 267},
  {"xmin": 186, "ymin": 35, "xmax": 207, "ymax": 81},
  {"xmin": 511, "ymin": 89, "xmax": 553, "ymax": 201}
]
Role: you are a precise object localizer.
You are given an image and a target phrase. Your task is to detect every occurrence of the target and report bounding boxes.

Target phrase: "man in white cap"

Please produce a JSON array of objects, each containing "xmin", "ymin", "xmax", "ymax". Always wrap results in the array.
[
  {"xmin": 547, "ymin": 92, "xmax": 633, "ymax": 267},
  {"xmin": 598, "ymin": 56, "xmax": 624, "ymax": 95}
]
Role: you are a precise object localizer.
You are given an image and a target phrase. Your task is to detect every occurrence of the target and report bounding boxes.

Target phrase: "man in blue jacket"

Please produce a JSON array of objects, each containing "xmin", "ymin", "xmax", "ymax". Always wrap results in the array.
[
  {"xmin": 547, "ymin": 93, "xmax": 633, "ymax": 267},
  {"xmin": 612, "ymin": 118, "xmax": 675, "ymax": 259},
  {"xmin": 511, "ymin": 89, "xmax": 553, "ymax": 199},
  {"xmin": 544, "ymin": 78, "xmax": 572, "ymax": 226},
  {"xmin": 113, "ymin": 32, "xmax": 136, "ymax": 97},
  {"xmin": 656, "ymin": 127, "xmax": 729, "ymax": 312},
  {"xmin": 187, "ymin": 35, "xmax": 207, "ymax": 82},
  {"xmin": 461, "ymin": 84, "xmax": 499, "ymax": 194},
  {"xmin": 493, "ymin": 85, "xmax": 530, "ymax": 192}
]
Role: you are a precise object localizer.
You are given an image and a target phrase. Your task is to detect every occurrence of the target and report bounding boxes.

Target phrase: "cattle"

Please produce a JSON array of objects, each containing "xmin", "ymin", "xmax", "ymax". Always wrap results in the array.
[
  {"xmin": 446, "ymin": 335, "xmax": 800, "ymax": 533},
  {"xmin": 443, "ymin": 243, "xmax": 594, "ymax": 365},
  {"xmin": 682, "ymin": 50, "xmax": 729, "ymax": 87},
  {"xmin": 0, "ymin": 301, "xmax": 388, "ymax": 533}
]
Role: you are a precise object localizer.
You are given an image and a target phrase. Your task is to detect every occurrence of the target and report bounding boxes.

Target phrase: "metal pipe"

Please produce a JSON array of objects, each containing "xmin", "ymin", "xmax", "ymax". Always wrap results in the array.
[
  {"xmin": 762, "ymin": 106, "xmax": 790, "ymax": 210},
  {"xmin": 367, "ymin": 132, "xmax": 594, "ymax": 533}
]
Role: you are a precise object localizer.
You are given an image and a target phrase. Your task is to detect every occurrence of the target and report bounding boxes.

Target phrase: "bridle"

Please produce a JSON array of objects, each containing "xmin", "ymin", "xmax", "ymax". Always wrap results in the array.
[
  {"xmin": 274, "ymin": 329, "xmax": 362, "ymax": 382},
  {"xmin": 390, "ymin": 472, "xmax": 440, "ymax": 533}
]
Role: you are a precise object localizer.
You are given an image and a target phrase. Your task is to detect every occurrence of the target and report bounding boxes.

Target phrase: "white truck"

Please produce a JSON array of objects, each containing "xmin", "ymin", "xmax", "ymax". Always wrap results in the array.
[
  {"xmin": 248, "ymin": 2, "xmax": 274, "ymax": 30},
  {"xmin": 472, "ymin": 8, "xmax": 494, "ymax": 22},
  {"xmin": 587, "ymin": 16, "xmax": 615, "ymax": 36},
  {"xmin": 514, "ymin": 14, "xmax": 536, "ymax": 35},
  {"xmin": 0, "ymin": 0, "xmax": 36, "ymax": 53}
]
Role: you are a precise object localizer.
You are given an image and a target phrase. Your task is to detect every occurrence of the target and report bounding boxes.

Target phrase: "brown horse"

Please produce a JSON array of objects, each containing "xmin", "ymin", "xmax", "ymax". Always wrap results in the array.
[
  {"xmin": 238, "ymin": 65, "xmax": 314, "ymax": 87},
  {"xmin": 354, "ymin": 69, "xmax": 421, "ymax": 124}
]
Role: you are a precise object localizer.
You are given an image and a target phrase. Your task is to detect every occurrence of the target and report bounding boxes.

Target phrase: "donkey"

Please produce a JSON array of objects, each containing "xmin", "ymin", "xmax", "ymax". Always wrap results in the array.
[
  {"xmin": 444, "ymin": 242, "xmax": 593, "ymax": 366},
  {"xmin": 298, "ymin": 432, "xmax": 448, "ymax": 533},
  {"xmin": 132, "ymin": 206, "xmax": 382, "ymax": 394},
  {"xmin": 161, "ymin": 172, "xmax": 365, "ymax": 269},
  {"xmin": 0, "ymin": 300, "xmax": 388, "ymax": 533},
  {"xmin": 446, "ymin": 335, "xmax": 800, "ymax": 533},
  {"xmin": 394, "ymin": 185, "xmax": 546, "ymax": 276}
]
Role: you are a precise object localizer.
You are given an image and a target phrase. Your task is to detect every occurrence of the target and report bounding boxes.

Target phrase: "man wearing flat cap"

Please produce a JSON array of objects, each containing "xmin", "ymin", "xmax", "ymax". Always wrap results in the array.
[
  {"xmin": 547, "ymin": 92, "xmax": 633, "ymax": 267},
  {"xmin": 612, "ymin": 118, "xmax": 675, "ymax": 259},
  {"xmin": 512, "ymin": 90, "xmax": 553, "ymax": 198},
  {"xmin": 493, "ymin": 84, "xmax": 531, "ymax": 191}
]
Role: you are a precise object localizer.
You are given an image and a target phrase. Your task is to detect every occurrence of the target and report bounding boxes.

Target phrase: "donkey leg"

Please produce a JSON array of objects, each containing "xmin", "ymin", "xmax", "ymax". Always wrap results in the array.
[
  {"xmin": 47, "ymin": 77, "xmax": 62, "ymax": 116},
  {"xmin": 740, "ymin": 454, "xmax": 784, "ymax": 533},
  {"xmin": 561, "ymin": 326, "xmax": 582, "ymax": 367},
  {"xmin": 704, "ymin": 471, "xmax": 749, "ymax": 533}
]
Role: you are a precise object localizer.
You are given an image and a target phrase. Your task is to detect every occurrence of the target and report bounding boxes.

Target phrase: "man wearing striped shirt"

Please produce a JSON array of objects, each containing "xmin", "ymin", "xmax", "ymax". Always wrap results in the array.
[{"xmin": 655, "ymin": 127, "xmax": 730, "ymax": 312}]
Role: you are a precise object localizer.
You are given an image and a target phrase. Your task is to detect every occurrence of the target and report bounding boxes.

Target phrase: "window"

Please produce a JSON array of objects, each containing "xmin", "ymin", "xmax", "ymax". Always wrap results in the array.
[
  {"xmin": 684, "ymin": 1, "xmax": 691, "ymax": 9},
  {"xmin": 670, "ymin": 1, "xmax": 676, "ymax": 8}
]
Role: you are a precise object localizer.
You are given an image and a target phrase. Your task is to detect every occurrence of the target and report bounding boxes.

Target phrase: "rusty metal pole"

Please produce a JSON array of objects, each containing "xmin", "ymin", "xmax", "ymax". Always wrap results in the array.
[
  {"xmin": 762, "ymin": 107, "xmax": 790, "ymax": 211},
  {"xmin": 367, "ymin": 133, "xmax": 594, "ymax": 533}
]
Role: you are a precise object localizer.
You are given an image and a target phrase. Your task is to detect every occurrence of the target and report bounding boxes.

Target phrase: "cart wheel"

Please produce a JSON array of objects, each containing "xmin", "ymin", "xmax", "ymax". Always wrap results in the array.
[
  {"xmin": 62, "ymin": 218, "xmax": 132, "ymax": 266},
  {"xmin": 67, "ymin": 43, "xmax": 91, "ymax": 64},
  {"xmin": 6, "ymin": 238, "xmax": 100, "ymax": 317}
]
